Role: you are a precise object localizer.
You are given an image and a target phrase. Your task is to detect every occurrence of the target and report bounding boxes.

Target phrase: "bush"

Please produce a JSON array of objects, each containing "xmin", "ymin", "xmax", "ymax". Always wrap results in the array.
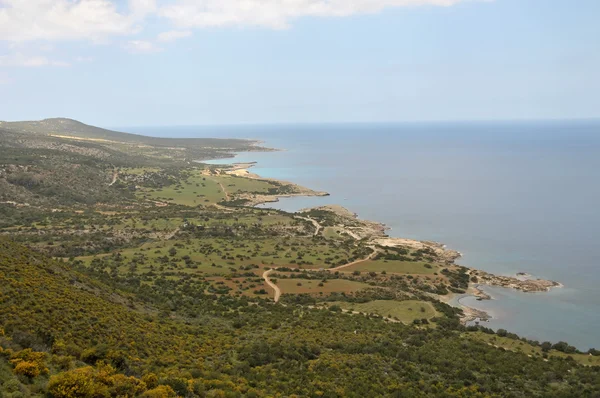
[
  {"xmin": 13, "ymin": 361, "xmax": 41, "ymax": 378},
  {"xmin": 47, "ymin": 363, "xmax": 146, "ymax": 398},
  {"xmin": 141, "ymin": 385, "xmax": 177, "ymax": 398},
  {"xmin": 48, "ymin": 367, "xmax": 110, "ymax": 398},
  {"xmin": 9, "ymin": 349, "xmax": 47, "ymax": 378},
  {"xmin": 142, "ymin": 373, "xmax": 158, "ymax": 389}
]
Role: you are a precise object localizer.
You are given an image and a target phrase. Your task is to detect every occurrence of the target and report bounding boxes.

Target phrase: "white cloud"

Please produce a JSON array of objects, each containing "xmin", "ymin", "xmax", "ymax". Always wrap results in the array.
[
  {"xmin": 158, "ymin": 0, "xmax": 474, "ymax": 29},
  {"xmin": 0, "ymin": 0, "xmax": 142, "ymax": 42},
  {"xmin": 0, "ymin": 0, "xmax": 478, "ymax": 44},
  {"xmin": 0, "ymin": 0, "xmax": 479, "ymax": 67},
  {"xmin": 0, "ymin": 53, "xmax": 70, "ymax": 67},
  {"xmin": 157, "ymin": 30, "xmax": 193, "ymax": 42},
  {"xmin": 129, "ymin": 0, "xmax": 157, "ymax": 17},
  {"xmin": 124, "ymin": 40, "xmax": 162, "ymax": 53}
]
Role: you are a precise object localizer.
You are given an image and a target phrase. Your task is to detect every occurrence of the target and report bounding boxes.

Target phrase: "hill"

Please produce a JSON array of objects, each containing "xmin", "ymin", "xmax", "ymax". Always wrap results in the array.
[
  {"xmin": 0, "ymin": 119, "xmax": 268, "ymax": 207},
  {"xmin": 1, "ymin": 118, "xmax": 599, "ymax": 397},
  {"xmin": 0, "ymin": 118, "xmax": 259, "ymax": 150},
  {"xmin": 1, "ymin": 239, "xmax": 599, "ymax": 397}
]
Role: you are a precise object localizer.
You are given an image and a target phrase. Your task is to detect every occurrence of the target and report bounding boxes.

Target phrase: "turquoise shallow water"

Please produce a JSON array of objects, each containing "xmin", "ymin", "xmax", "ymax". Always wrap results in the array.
[{"xmin": 127, "ymin": 121, "xmax": 600, "ymax": 350}]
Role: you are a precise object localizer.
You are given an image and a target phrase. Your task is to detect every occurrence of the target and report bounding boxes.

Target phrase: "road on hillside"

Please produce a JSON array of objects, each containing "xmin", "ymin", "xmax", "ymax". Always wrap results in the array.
[{"xmin": 263, "ymin": 269, "xmax": 281, "ymax": 302}]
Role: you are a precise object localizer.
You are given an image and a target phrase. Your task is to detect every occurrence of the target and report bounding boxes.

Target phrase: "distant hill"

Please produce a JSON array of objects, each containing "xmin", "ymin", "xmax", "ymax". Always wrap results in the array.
[
  {"xmin": 0, "ymin": 118, "xmax": 269, "ymax": 206},
  {"xmin": 0, "ymin": 118, "xmax": 259, "ymax": 149}
]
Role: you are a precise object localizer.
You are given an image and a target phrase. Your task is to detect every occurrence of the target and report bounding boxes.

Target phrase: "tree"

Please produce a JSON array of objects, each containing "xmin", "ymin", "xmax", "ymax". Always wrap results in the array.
[{"xmin": 541, "ymin": 342, "xmax": 552, "ymax": 352}]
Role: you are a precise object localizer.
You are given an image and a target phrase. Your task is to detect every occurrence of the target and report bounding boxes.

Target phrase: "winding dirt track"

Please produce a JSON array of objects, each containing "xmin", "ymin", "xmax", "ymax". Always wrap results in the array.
[
  {"xmin": 330, "ymin": 246, "xmax": 379, "ymax": 271},
  {"xmin": 261, "ymin": 247, "xmax": 379, "ymax": 303},
  {"xmin": 108, "ymin": 170, "xmax": 118, "ymax": 186},
  {"xmin": 263, "ymin": 269, "xmax": 281, "ymax": 302},
  {"xmin": 295, "ymin": 216, "xmax": 322, "ymax": 236},
  {"xmin": 216, "ymin": 181, "xmax": 231, "ymax": 201}
]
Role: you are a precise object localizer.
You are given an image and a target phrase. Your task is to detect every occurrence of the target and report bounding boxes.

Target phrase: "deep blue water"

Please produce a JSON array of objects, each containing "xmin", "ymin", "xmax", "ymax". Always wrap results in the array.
[{"xmin": 125, "ymin": 121, "xmax": 600, "ymax": 350}]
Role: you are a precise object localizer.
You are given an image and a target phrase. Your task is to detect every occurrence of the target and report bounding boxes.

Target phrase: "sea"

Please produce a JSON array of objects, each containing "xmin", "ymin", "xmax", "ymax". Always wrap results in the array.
[{"xmin": 125, "ymin": 121, "xmax": 600, "ymax": 350}]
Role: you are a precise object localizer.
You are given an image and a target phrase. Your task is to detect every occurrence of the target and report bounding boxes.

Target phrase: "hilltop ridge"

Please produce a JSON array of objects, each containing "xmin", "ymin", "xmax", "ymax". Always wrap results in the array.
[{"xmin": 0, "ymin": 117, "xmax": 261, "ymax": 149}]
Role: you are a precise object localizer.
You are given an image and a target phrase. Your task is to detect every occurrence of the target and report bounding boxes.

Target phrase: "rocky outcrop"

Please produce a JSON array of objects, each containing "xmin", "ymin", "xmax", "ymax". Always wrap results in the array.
[{"xmin": 471, "ymin": 270, "xmax": 561, "ymax": 293}]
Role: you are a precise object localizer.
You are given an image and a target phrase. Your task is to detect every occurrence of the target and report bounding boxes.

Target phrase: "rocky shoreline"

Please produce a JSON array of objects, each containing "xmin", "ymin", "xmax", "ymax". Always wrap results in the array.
[
  {"xmin": 299, "ymin": 202, "xmax": 562, "ymax": 297},
  {"xmin": 300, "ymin": 204, "xmax": 562, "ymax": 325},
  {"xmin": 471, "ymin": 269, "xmax": 561, "ymax": 293},
  {"xmin": 211, "ymin": 158, "xmax": 562, "ymax": 325}
]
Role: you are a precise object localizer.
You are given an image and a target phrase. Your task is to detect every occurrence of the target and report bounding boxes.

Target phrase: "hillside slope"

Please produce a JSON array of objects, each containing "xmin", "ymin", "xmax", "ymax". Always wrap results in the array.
[
  {"xmin": 1, "ymin": 239, "xmax": 599, "ymax": 397},
  {"xmin": 0, "ymin": 118, "xmax": 269, "ymax": 207},
  {"xmin": 0, "ymin": 118, "xmax": 258, "ymax": 149}
]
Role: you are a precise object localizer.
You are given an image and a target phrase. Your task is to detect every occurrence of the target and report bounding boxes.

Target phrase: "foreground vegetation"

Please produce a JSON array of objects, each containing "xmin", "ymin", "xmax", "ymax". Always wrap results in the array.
[{"xmin": 0, "ymin": 119, "xmax": 598, "ymax": 397}]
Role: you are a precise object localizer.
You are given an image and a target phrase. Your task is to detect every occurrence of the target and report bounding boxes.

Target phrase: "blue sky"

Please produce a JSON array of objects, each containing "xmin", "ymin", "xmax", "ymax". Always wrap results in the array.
[{"xmin": 0, "ymin": 0, "xmax": 599, "ymax": 126}]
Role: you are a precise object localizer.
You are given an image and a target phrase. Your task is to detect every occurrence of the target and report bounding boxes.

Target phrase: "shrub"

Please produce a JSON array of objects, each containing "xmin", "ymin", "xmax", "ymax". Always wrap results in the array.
[
  {"xmin": 47, "ymin": 363, "xmax": 147, "ymax": 398},
  {"xmin": 141, "ymin": 385, "xmax": 177, "ymax": 398},
  {"xmin": 48, "ymin": 367, "xmax": 110, "ymax": 398},
  {"xmin": 14, "ymin": 361, "xmax": 42, "ymax": 378},
  {"xmin": 142, "ymin": 373, "xmax": 159, "ymax": 389},
  {"xmin": 10, "ymin": 349, "xmax": 48, "ymax": 378}
]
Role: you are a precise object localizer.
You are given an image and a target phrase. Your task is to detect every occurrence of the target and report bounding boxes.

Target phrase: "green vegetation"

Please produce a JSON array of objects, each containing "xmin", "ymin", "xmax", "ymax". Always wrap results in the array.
[
  {"xmin": 1, "ymin": 119, "xmax": 598, "ymax": 397},
  {"xmin": 276, "ymin": 278, "xmax": 369, "ymax": 295},
  {"xmin": 2, "ymin": 240, "xmax": 600, "ymax": 397},
  {"xmin": 468, "ymin": 331, "xmax": 600, "ymax": 367},
  {"xmin": 330, "ymin": 300, "xmax": 438, "ymax": 324},
  {"xmin": 136, "ymin": 171, "xmax": 227, "ymax": 205},
  {"xmin": 344, "ymin": 259, "xmax": 438, "ymax": 274}
]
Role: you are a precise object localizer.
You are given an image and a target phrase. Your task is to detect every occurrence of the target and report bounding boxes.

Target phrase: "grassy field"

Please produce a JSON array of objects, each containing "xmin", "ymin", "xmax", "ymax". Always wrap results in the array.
[
  {"xmin": 135, "ymin": 170, "xmax": 290, "ymax": 206},
  {"xmin": 329, "ymin": 300, "xmax": 438, "ymax": 323},
  {"xmin": 468, "ymin": 332, "xmax": 600, "ymax": 366},
  {"xmin": 275, "ymin": 278, "xmax": 370, "ymax": 295},
  {"xmin": 211, "ymin": 175, "xmax": 276, "ymax": 194},
  {"xmin": 109, "ymin": 212, "xmax": 295, "ymax": 231},
  {"xmin": 342, "ymin": 259, "xmax": 439, "ymax": 274},
  {"xmin": 77, "ymin": 235, "xmax": 359, "ymax": 277},
  {"xmin": 111, "ymin": 217, "xmax": 183, "ymax": 231},
  {"xmin": 137, "ymin": 171, "xmax": 226, "ymax": 205},
  {"xmin": 323, "ymin": 227, "xmax": 345, "ymax": 240}
]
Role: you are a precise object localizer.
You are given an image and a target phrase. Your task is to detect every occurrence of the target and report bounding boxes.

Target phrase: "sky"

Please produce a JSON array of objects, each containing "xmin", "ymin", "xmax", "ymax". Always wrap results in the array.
[{"xmin": 0, "ymin": 0, "xmax": 599, "ymax": 127}]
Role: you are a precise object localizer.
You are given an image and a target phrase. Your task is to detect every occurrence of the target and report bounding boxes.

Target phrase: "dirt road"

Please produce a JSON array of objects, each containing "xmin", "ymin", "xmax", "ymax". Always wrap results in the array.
[
  {"xmin": 262, "ymin": 247, "xmax": 378, "ymax": 303},
  {"xmin": 330, "ymin": 246, "xmax": 379, "ymax": 271},
  {"xmin": 263, "ymin": 269, "xmax": 281, "ymax": 302},
  {"xmin": 295, "ymin": 216, "xmax": 322, "ymax": 236},
  {"xmin": 108, "ymin": 170, "xmax": 118, "ymax": 186}
]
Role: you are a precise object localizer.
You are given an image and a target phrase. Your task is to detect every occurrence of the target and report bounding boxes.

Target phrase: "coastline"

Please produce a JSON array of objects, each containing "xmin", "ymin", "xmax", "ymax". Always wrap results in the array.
[
  {"xmin": 199, "ymin": 157, "xmax": 563, "ymax": 326},
  {"xmin": 212, "ymin": 161, "xmax": 330, "ymax": 206}
]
